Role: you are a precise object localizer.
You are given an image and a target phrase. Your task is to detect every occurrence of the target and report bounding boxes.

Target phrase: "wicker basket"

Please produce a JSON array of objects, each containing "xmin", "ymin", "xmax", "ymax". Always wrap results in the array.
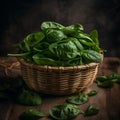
[{"xmin": 19, "ymin": 59, "xmax": 101, "ymax": 95}]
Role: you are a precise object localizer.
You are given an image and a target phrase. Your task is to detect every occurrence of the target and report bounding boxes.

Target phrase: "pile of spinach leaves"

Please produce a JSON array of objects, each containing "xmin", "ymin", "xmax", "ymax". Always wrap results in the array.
[{"xmin": 8, "ymin": 21, "xmax": 102, "ymax": 66}]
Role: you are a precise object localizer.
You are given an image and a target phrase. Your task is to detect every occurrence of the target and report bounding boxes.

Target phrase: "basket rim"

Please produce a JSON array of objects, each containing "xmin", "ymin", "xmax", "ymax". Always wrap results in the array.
[{"xmin": 19, "ymin": 58, "xmax": 99, "ymax": 72}]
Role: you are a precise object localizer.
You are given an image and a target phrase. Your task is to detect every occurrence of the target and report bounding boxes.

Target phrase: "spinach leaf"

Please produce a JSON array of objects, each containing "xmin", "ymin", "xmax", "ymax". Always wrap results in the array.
[
  {"xmin": 107, "ymin": 73, "xmax": 120, "ymax": 83},
  {"xmin": 96, "ymin": 76, "xmax": 107, "ymax": 82},
  {"xmin": 87, "ymin": 90, "xmax": 98, "ymax": 96},
  {"xmin": 17, "ymin": 89, "xmax": 42, "ymax": 106},
  {"xmin": 44, "ymin": 28, "xmax": 67, "ymax": 43},
  {"xmin": 24, "ymin": 32, "xmax": 45, "ymax": 47},
  {"xmin": 19, "ymin": 109, "xmax": 45, "ymax": 120},
  {"xmin": 18, "ymin": 40, "xmax": 30, "ymax": 52},
  {"xmin": 32, "ymin": 53, "xmax": 56, "ymax": 66},
  {"xmin": 67, "ymin": 56, "xmax": 83, "ymax": 66},
  {"xmin": 33, "ymin": 42, "xmax": 50, "ymax": 52},
  {"xmin": 49, "ymin": 103, "xmax": 81, "ymax": 120},
  {"xmin": 49, "ymin": 38, "xmax": 79, "ymax": 60},
  {"xmin": 22, "ymin": 53, "xmax": 35, "ymax": 63},
  {"xmin": 96, "ymin": 76, "xmax": 113, "ymax": 88},
  {"xmin": 66, "ymin": 93, "xmax": 89, "ymax": 105},
  {"xmin": 72, "ymin": 38, "xmax": 84, "ymax": 51},
  {"xmin": 74, "ymin": 32, "xmax": 100, "ymax": 52},
  {"xmin": 96, "ymin": 73, "xmax": 120, "ymax": 88},
  {"xmin": 74, "ymin": 32, "xmax": 94, "ymax": 45},
  {"xmin": 82, "ymin": 50, "xmax": 102, "ymax": 64},
  {"xmin": 89, "ymin": 30, "xmax": 99, "ymax": 46},
  {"xmin": 96, "ymin": 74, "xmax": 120, "ymax": 83},
  {"xmin": 49, "ymin": 37, "xmax": 84, "ymax": 61},
  {"xmin": 41, "ymin": 21, "xmax": 65, "ymax": 30},
  {"xmin": 62, "ymin": 23, "xmax": 83, "ymax": 35},
  {"xmin": 19, "ymin": 32, "xmax": 44, "ymax": 51},
  {"xmin": 84, "ymin": 105, "xmax": 99, "ymax": 116},
  {"xmin": 96, "ymin": 80, "xmax": 114, "ymax": 88}
]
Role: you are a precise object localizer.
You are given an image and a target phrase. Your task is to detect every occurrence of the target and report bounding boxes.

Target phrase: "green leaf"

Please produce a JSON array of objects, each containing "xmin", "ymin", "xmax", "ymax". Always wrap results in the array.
[
  {"xmin": 84, "ymin": 105, "xmax": 99, "ymax": 116},
  {"xmin": 96, "ymin": 79, "xmax": 114, "ymax": 88},
  {"xmin": 74, "ymin": 32, "xmax": 94, "ymax": 44},
  {"xmin": 18, "ymin": 40, "xmax": 30, "ymax": 52},
  {"xmin": 96, "ymin": 76, "xmax": 107, "ymax": 82},
  {"xmin": 74, "ymin": 31, "xmax": 100, "ymax": 52},
  {"xmin": 72, "ymin": 38, "xmax": 84, "ymax": 51},
  {"xmin": 49, "ymin": 37, "xmax": 82, "ymax": 60},
  {"xmin": 18, "ymin": 32, "xmax": 44, "ymax": 52},
  {"xmin": 23, "ymin": 32, "xmax": 45, "ymax": 48},
  {"xmin": 49, "ymin": 41, "xmax": 77, "ymax": 59},
  {"xmin": 66, "ymin": 93, "xmax": 89, "ymax": 105},
  {"xmin": 33, "ymin": 42, "xmax": 50, "ymax": 52},
  {"xmin": 41, "ymin": 21, "xmax": 65, "ymax": 30},
  {"xmin": 82, "ymin": 50, "xmax": 102, "ymax": 64},
  {"xmin": 107, "ymin": 73, "xmax": 120, "ymax": 83},
  {"xmin": 67, "ymin": 56, "xmax": 83, "ymax": 66},
  {"xmin": 17, "ymin": 89, "xmax": 42, "ymax": 106},
  {"xmin": 49, "ymin": 103, "xmax": 81, "ymax": 120},
  {"xmin": 32, "ymin": 53, "xmax": 56, "ymax": 66},
  {"xmin": 87, "ymin": 90, "xmax": 98, "ymax": 96},
  {"xmin": 19, "ymin": 109, "xmax": 45, "ymax": 120},
  {"xmin": 44, "ymin": 28, "xmax": 67, "ymax": 43},
  {"xmin": 89, "ymin": 30, "xmax": 99, "ymax": 46},
  {"xmin": 96, "ymin": 74, "xmax": 120, "ymax": 88},
  {"xmin": 62, "ymin": 23, "xmax": 84, "ymax": 35}
]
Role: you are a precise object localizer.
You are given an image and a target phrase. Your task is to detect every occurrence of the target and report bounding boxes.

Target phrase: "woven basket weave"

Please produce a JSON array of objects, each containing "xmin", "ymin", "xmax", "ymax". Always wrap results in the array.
[{"xmin": 19, "ymin": 59, "xmax": 100, "ymax": 95}]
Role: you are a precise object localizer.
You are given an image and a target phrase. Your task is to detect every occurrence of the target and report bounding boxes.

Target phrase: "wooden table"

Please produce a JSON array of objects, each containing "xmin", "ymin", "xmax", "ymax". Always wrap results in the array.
[{"xmin": 0, "ymin": 57, "xmax": 120, "ymax": 120}]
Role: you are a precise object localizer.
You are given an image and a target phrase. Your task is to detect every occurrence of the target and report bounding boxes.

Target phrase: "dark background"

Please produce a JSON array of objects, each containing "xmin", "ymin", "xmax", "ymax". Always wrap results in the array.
[{"xmin": 0, "ymin": 0, "xmax": 120, "ymax": 56}]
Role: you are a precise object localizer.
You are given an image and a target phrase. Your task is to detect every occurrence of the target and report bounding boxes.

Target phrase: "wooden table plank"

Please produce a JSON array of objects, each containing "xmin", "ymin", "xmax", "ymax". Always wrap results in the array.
[{"xmin": 0, "ymin": 57, "xmax": 120, "ymax": 120}]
